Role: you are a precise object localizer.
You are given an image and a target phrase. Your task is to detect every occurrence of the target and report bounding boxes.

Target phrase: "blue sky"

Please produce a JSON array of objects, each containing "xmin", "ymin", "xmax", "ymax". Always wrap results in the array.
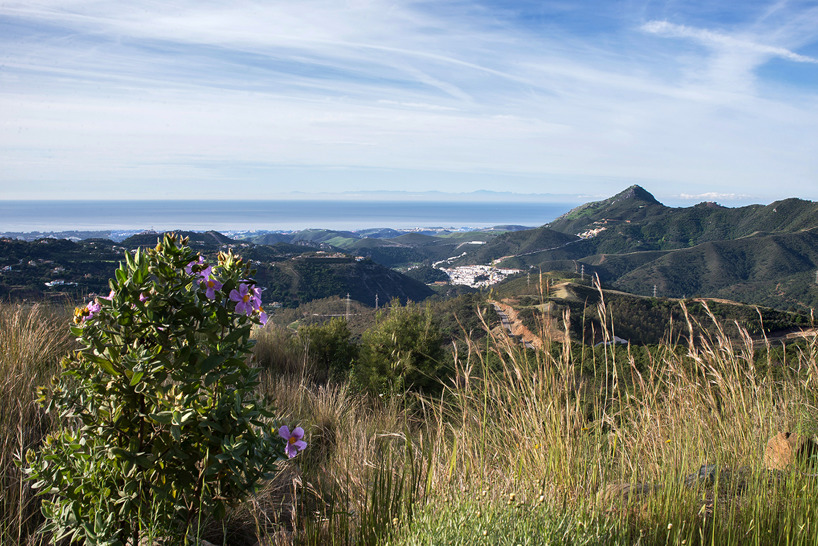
[{"xmin": 1, "ymin": 0, "xmax": 816, "ymax": 204}]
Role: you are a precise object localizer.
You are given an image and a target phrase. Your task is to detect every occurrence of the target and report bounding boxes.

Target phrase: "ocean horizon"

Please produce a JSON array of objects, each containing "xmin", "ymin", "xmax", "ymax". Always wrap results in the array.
[{"xmin": 0, "ymin": 200, "xmax": 578, "ymax": 233}]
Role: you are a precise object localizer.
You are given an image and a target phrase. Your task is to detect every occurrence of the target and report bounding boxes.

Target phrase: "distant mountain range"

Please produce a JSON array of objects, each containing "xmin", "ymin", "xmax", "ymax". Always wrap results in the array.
[
  {"xmin": 454, "ymin": 185, "xmax": 818, "ymax": 311},
  {"xmin": 267, "ymin": 189, "xmax": 581, "ymax": 202}
]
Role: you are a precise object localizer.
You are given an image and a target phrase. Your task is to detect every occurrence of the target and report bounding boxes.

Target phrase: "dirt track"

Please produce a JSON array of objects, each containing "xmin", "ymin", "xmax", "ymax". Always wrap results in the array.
[{"xmin": 490, "ymin": 299, "xmax": 570, "ymax": 349}]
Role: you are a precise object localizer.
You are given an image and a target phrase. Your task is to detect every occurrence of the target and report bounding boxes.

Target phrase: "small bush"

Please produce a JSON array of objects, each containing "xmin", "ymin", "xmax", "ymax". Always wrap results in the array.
[
  {"xmin": 351, "ymin": 301, "xmax": 446, "ymax": 396},
  {"xmin": 299, "ymin": 317, "xmax": 358, "ymax": 382}
]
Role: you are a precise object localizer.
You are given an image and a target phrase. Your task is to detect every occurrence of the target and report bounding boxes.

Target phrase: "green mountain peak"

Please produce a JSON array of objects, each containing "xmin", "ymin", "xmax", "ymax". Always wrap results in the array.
[
  {"xmin": 547, "ymin": 185, "xmax": 664, "ymax": 232},
  {"xmin": 613, "ymin": 184, "xmax": 661, "ymax": 205}
]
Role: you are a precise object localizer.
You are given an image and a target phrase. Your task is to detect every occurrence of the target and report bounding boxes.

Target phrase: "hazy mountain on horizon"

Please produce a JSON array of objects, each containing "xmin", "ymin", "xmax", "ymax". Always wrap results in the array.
[{"xmin": 277, "ymin": 189, "xmax": 580, "ymax": 202}]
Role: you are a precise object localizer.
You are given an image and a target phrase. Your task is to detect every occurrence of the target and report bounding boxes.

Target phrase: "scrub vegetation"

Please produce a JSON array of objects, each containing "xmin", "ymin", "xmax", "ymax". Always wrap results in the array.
[{"xmin": 2, "ymin": 250, "xmax": 817, "ymax": 544}]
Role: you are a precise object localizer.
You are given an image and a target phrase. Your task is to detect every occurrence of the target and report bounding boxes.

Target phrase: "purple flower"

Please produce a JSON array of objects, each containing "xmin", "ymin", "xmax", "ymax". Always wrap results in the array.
[
  {"xmin": 87, "ymin": 300, "xmax": 102, "ymax": 317},
  {"xmin": 229, "ymin": 283, "xmax": 258, "ymax": 316},
  {"xmin": 250, "ymin": 285, "xmax": 268, "ymax": 324},
  {"xmin": 278, "ymin": 426, "xmax": 307, "ymax": 458},
  {"xmin": 251, "ymin": 285, "xmax": 263, "ymax": 301},
  {"xmin": 185, "ymin": 256, "xmax": 206, "ymax": 275},
  {"xmin": 101, "ymin": 290, "xmax": 115, "ymax": 300},
  {"xmin": 75, "ymin": 299, "xmax": 102, "ymax": 324},
  {"xmin": 201, "ymin": 277, "xmax": 223, "ymax": 300},
  {"xmin": 139, "ymin": 292, "xmax": 149, "ymax": 303}
]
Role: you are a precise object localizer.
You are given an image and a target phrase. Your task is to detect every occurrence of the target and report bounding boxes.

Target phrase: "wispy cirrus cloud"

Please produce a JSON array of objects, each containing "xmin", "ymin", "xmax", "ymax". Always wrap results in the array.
[
  {"xmin": 641, "ymin": 20, "xmax": 818, "ymax": 64},
  {"xmin": 0, "ymin": 1, "xmax": 817, "ymax": 202}
]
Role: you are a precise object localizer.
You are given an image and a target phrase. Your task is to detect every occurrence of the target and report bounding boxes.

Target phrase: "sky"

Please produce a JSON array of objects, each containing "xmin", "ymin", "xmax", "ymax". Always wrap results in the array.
[{"xmin": 1, "ymin": 0, "xmax": 817, "ymax": 205}]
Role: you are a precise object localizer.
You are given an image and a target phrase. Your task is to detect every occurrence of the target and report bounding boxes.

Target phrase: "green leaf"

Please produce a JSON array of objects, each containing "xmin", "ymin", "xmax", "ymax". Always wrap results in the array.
[
  {"xmin": 128, "ymin": 371, "xmax": 144, "ymax": 387},
  {"xmin": 95, "ymin": 358, "xmax": 117, "ymax": 377},
  {"xmin": 204, "ymin": 372, "xmax": 220, "ymax": 388},
  {"xmin": 149, "ymin": 411, "xmax": 173, "ymax": 425},
  {"xmin": 199, "ymin": 419, "xmax": 224, "ymax": 433},
  {"xmin": 198, "ymin": 353, "xmax": 224, "ymax": 374},
  {"xmin": 119, "ymin": 499, "xmax": 132, "ymax": 517},
  {"xmin": 223, "ymin": 325, "xmax": 252, "ymax": 345},
  {"xmin": 133, "ymin": 453, "xmax": 154, "ymax": 468},
  {"xmin": 81, "ymin": 522, "xmax": 96, "ymax": 541},
  {"xmin": 216, "ymin": 305, "xmax": 231, "ymax": 327},
  {"xmin": 179, "ymin": 410, "xmax": 197, "ymax": 425},
  {"xmin": 213, "ymin": 500, "xmax": 226, "ymax": 520}
]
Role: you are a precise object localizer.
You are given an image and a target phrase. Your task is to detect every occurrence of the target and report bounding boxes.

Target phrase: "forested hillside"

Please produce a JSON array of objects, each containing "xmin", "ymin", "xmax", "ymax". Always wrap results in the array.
[
  {"xmin": 0, "ymin": 234, "xmax": 432, "ymax": 307},
  {"xmin": 454, "ymin": 186, "xmax": 818, "ymax": 311}
]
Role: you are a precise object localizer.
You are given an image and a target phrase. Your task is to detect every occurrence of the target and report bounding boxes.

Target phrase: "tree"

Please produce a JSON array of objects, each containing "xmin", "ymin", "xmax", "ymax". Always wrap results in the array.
[{"xmin": 352, "ymin": 301, "xmax": 445, "ymax": 396}]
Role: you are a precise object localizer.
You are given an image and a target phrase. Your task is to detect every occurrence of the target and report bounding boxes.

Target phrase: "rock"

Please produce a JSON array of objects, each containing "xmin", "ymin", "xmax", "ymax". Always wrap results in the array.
[
  {"xmin": 683, "ymin": 464, "xmax": 754, "ymax": 494},
  {"xmin": 764, "ymin": 432, "xmax": 815, "ymax": 470},
  {"xmin": 597, "ymin": 482, "xmax": 659, "ymax": 506},
  {"xmin": 684, "ymin": 464, "xmax": 719, "ymax": 488}
]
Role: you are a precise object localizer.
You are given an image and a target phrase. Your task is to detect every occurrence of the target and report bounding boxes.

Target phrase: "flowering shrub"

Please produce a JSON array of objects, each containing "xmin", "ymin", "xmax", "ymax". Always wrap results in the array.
[{"xmin": 25, "ymin": 233, "xmax": 302, "ymax": 545}]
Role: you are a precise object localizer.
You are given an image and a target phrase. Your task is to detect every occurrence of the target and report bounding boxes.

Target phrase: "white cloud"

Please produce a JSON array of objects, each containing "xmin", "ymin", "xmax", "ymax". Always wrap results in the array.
[
  {"xmin": 677, "ymin": 192, "xmax": 753, "ymax": 201},
  {"xmin": 641, "ymin": 20, "xmax": 818, "ymax": 64},
  {"xmin": 1, "ymin": 1, "xmax": 817, "ymax": 201}
]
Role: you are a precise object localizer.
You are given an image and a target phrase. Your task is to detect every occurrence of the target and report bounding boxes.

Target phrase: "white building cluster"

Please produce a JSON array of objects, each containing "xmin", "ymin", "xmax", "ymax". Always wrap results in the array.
[
  {"xmin": 577, "ymin": 226, "xmax": 607, "ymax": 239},
  {"xmin": 440, "ymin": 265, "xmax": 521, "ymax": 288}
]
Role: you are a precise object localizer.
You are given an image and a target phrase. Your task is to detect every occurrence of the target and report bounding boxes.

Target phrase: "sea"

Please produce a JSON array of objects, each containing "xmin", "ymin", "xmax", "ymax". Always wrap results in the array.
[{"xmin": 0, "ymin": 200, "xmax": 578, "ymax": 235}]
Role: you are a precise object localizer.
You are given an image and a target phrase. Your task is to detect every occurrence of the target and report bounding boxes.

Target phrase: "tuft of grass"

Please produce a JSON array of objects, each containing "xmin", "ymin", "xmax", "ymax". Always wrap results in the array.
[
  {"xmin": 247, "ymin": 372, "xmax": 430, "ymax": 545},
  {"xmin": 254, "ymin": 324, "xmax": 309, "ymax": 377},
  {"xmin": 0, "ymin": 303, "xmax": 74, "ymax": 545}
]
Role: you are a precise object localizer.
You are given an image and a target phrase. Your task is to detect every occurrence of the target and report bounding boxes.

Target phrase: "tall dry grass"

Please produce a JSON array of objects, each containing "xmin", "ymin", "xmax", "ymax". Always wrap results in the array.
[
  {"xmin": 3, "ymin": 292, "xmax": 818, "ymax": 544},
  {"xmin": 401, "ymin": 288, "xmax": 818, "ymax": 544},
  {"xmin": 0, "ymin": 302, "xmax": 75, "ymax": 545},
  {"xmin": 233, "ymin": 284, "xmax": 818, "ymax": 544},
  {"xmin": 241, "ymin": 369, "xmax": 427, "ymax": 545}
]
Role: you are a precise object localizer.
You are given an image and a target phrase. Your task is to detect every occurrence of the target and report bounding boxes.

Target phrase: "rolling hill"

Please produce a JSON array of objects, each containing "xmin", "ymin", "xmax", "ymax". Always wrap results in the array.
[
  {"xmin": 492, "ymin": 275, "xmax": 814, "ymax": 346},
  {"xmin": 0, "ymin": 233, "xmax": 433, "ymax": 308}
]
